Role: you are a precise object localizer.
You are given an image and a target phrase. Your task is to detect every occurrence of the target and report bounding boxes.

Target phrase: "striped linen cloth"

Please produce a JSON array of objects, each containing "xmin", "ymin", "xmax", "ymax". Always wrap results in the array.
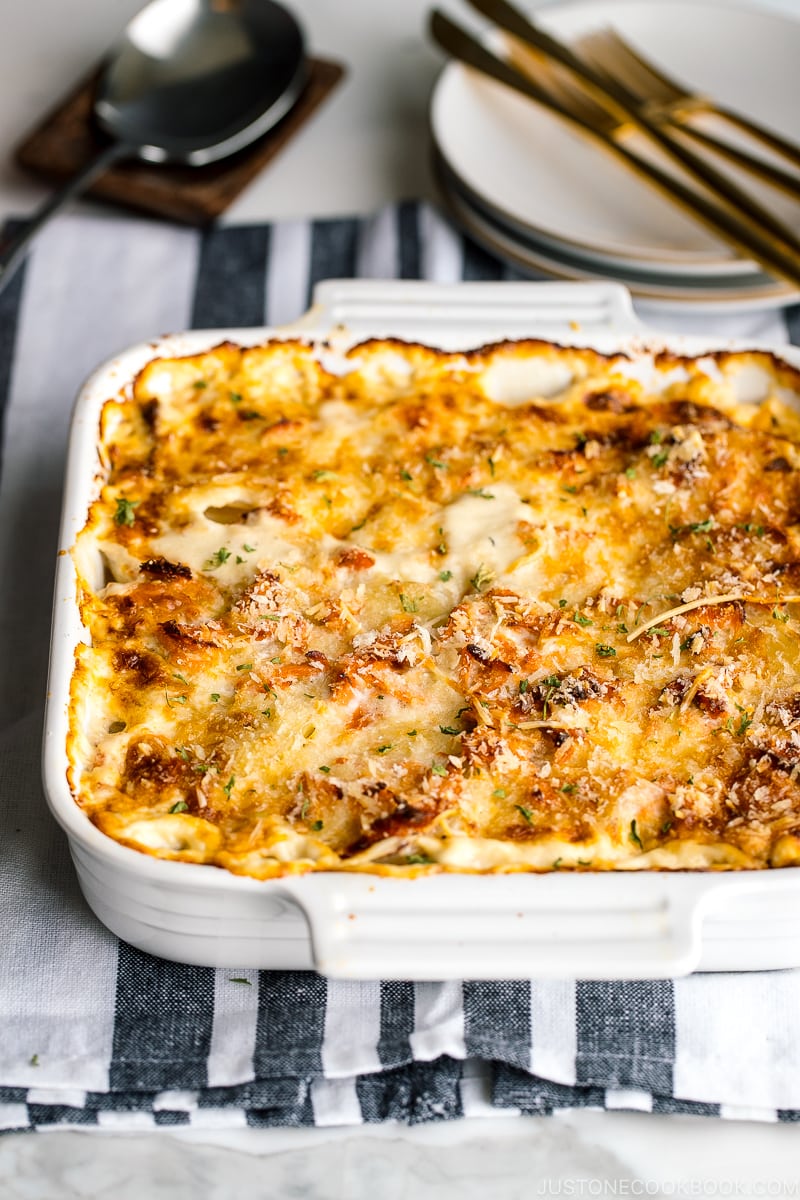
[{"xmin": 1, "ymin": 202, "xmax": 800, "ymax": 1133}]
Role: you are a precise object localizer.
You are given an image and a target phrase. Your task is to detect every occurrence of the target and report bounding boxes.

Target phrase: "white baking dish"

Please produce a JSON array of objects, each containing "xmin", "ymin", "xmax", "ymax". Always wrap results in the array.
[{"xmin": 42, "ymin": 279, "xmax": 800, "ymax": 979}]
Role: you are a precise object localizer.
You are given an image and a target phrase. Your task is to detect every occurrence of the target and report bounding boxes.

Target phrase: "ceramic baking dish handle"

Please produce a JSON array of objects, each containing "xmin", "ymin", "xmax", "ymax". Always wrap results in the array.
[
  {"xmin": 286, "ymin": 874, "xmax": 706, "ymax": 980},
  {"xmin": 288, "ymin": 279, "xmax": 643, "ymax": 341}
]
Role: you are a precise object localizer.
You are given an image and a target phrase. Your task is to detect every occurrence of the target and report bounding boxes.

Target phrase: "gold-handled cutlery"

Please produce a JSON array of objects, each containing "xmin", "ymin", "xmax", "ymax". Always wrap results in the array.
[
  {"xmin": 458, "ymin": 0, "xmax": 800, "ymax": 267},
  {"xmin": 429, "ymin": 9, "xmax": 800, "ymax": 290}
]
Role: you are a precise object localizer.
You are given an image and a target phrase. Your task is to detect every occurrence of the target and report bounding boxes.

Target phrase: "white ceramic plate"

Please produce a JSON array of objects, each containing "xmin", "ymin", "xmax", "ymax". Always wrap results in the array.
[
  {"xmin": 435, "ymin": 151, "xmax": 778, "ymax": 290},
  {"xmin": 431, "ymin": 0, "xmax": 800, "ymax": 270},
  {"xmin": 437, "ymin": 162, "xmax": 800, "ymax": 313}
]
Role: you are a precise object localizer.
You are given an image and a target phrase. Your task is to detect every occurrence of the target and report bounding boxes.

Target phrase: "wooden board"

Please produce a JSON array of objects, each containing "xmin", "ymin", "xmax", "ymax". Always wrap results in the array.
[{"xmin": 15, "ymin": 57, "xmax": 345, "ymax": 226}]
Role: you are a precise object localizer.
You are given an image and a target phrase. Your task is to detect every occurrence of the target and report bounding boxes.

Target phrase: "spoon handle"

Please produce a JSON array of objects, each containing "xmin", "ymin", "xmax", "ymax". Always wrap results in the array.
[{"xmin": 0, "ymin": 141, "xmax": 131, "ymax": 295}]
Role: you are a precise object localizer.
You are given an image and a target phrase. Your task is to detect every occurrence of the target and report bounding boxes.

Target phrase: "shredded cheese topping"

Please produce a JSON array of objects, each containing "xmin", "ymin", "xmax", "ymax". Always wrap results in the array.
[{"xmin": 68, "ymin": 337, "xmax": 800, "ymax": 876}]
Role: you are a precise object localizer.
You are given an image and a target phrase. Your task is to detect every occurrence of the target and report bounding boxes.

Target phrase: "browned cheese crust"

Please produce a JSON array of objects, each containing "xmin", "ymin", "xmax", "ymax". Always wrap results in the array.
[{"xmin": 67, "ymin": 338, "xmax": 800, "ymax": 876}]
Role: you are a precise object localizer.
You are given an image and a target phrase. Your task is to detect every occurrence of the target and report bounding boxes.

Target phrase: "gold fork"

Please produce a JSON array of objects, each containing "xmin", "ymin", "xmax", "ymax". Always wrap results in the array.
[
  {"xmin": 429, "ymin": 10, "xmax": 800, "ymax": 289},
  {"xmin": 576, "ymin": 28, "xmax": 800, "ymax": 201}
]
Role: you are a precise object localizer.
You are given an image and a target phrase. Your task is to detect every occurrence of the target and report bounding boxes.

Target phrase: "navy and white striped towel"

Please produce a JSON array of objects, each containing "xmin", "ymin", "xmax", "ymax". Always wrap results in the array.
[{"xmin": 1, "ymin": 202, "xmax": 800, "ymax": 1133}]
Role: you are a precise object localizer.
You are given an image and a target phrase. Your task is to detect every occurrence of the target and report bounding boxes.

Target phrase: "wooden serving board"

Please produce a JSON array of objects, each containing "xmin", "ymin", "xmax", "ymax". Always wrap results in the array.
[{"xmin": 15, "ymin": 56, "xmax": 345, "ymax": 226}]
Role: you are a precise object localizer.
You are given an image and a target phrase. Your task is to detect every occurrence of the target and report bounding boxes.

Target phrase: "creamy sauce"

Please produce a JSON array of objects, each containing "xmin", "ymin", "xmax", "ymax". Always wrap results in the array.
[{"xmin": 441, "ymin": 484, "xmax": 534, "ymax": 584}]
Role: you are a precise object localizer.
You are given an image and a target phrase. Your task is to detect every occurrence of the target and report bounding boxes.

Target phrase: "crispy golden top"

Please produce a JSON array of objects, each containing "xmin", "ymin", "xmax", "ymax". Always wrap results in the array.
[{"xmin": 69, "ymin": 337, "xmax": 800, "ymax": 876}]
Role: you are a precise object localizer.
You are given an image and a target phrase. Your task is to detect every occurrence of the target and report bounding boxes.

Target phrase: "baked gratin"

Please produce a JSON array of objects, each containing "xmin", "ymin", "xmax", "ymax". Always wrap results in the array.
[{"xmin": 69, "ymin": 337, "xmax": 800, "ymax": 877}]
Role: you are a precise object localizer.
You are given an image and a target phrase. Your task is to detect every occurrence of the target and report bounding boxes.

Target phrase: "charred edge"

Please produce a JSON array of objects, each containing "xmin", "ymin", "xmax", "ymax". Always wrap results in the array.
[
  {"xmin": 140, "ymin": 557, "xmax": 192, "ymax": 580},
  {"xmin": 113, "ymin": 648, "xmax": 163, "ymax": 685}
]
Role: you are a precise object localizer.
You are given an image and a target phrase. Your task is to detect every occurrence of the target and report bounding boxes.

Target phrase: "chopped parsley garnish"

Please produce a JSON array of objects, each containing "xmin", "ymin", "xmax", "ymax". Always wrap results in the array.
[
  {"xmin": 114, "ymin": 497, "xmax": 138, "ymax": 526},
  {"xmin": 558, "ymin": 598, "xmax": 568, "ymax": 608},
  {"xmin": 229, "ymin": 977, "xmax": 251, "ymax": 985},
  {"xmin": 312, "ymin": 469, "xmax": 330, "ymax": 480},
  {"xmin": 108, "ymin": 720, "xmax": 126, "ymax": 734},
  {"xmin": 439, "ymin": 725, "xmax": 460, "ymax": 736},
  {"xmin": 204, "ymin": 547, "xmax": 231, "ymax": 570},
  {"xmin": 192, "ymin": 379, "xmax": 207, "ymax": 389},
  {"xmin": 736, "ymin": 707, "xmax": 753, "ymax": 736},
  {"xmin": 229, "ymin": 391, "xmax": 242, "ymax": 404},
  {"xmin": 625, "ymin": 467, "xmax": 636, "ymax": 479},
  {"xmin": 649, "ymin": 430, "xmax": 662, "ymax": 444},
  {"xmin": 470, "ymin": 564, "xmax": 493, "ymax": 592},
  {"xmin": 29, "ymin": 1054, "xmax": 39, "ymax": 1067},
  {"xmin": 172, "ymin": 672, "xmax": 189, "ymax": 685},
  {"xmin": 223, "ymin": 775, "xmax": 235, "ymax": 798},
  {"xmin": 400, "ymin": 469, "xmax": 413, "ymax": 481},
  {"xmin": 376, "ymin": 744, "xmax": 393, "ymax": 754},
  {"xmin": 318, "ymin": 765, "xmax": 331, "ymax": 773},
  {"xmin": 492, "ymin": 788, "xmax": 506, "ymax": 798},
  {"xmin": 661, "ymin": 820, "xmax": 673, "ymax": 834},
  {"xmin": 236, "ymin": 663, "xmax": 253, "ymax": 672},
  {"xmin": 487, "ymin": 457, "xmax": 496, "ymax": 476},
  {"xmin": 515, "ymin": 805, "xmax": 534, "ymax": 826},
  {"xmin": 467, "ymin": 488, "xmax": 495, "ymax": 500},
  {"xmin": 439, "ymin": 569, "xmax": 453, "ymax": 582},
  {"xmin": 773, "ymin": 608, "xmax": 790, "ymax": 623},
  {"xmin": 210, "ymin": 693, "xmax": 220, "ymax": 703},
  {"xmin": 399, "ymin": 593, "xmax": 418, "ymax": 613},
  {"xmin": 629, "ymin": 819, "xmax": 643, "ymax": 849},
  {"xmin": 425, "ymin": 453, "xmax": 447, "ymax": 470},
  {"xmin": 652, "ymin": 450, "xmax": 669, "ymax": 468},
  {"xmin": 242, "ymin": 543, "xmax": 255, "ymax": 553},
  {"xmin": 670, "ymin": 518, "xmax": 714, "ymax": 540},
  {"xmin": 573, "ymin": 613, "xmax": 593, "ymax": 627},
  {"xmin": 407, "ymin": 730, "xmax": 418, "ymax": 737},
  {"xmin": 518, "ymin": 679, "xmax": 529, "ymax": 694},
  {"xmin": 563, "ymin": 484, "xmax": 578, "ymax": 494},
  {"xmin": 561, "ymin": 783, "xmax": 576, "ymax": 793},
  {"xmin": 552, "ymin": 857, "xmax": 563, "ymax": 870},
  {"xmin": 169, "ymin": 800, "xmax": 189, "ymax": 813},
  {"xmin": 431, "ymin": 763, "xmax": 447, "ymax": 776},
  {"xmin": 311, "ymin": 820, "xmax": 324, "ymax": 832},
  {"xmin": 407, "ymin": 853, "xmax": 432, "ymax": 865}
]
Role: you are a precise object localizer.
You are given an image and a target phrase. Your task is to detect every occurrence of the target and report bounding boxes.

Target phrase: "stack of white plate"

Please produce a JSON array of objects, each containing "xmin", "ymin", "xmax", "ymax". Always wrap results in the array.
[{"xmin": 431, "ymin": 0, "xmax": 800, "ymax": 313}]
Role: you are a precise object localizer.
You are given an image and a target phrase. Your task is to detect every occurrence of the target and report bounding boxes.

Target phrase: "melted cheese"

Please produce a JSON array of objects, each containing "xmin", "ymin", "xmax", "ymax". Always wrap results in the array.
[{"xmin": 68, "ymin": 337, "xmax": 800, "ymax": 877}]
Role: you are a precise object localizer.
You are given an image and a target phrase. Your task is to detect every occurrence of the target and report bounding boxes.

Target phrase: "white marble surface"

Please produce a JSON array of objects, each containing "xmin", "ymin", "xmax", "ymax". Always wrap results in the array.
[
  {"xmin": 2, "ymin": 1112, "xmax": 800, "ymax": 1198},
  {"xmin": 2, "ymin": 0, "xmax": 800, "ymax": 1193}
]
